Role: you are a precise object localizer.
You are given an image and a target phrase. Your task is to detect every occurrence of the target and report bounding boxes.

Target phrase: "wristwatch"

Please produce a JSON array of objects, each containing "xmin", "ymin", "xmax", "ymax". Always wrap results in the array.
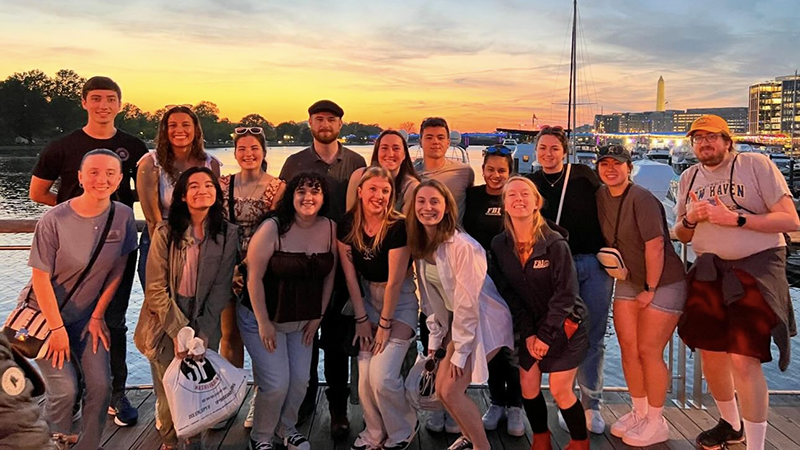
[
  {"xmin": 644, "ymin": 283, "xmax": 657, "ymax": 292},
  {"xmin": 736, "ymin": 213, "xmax": 747, "ymax": 227}
]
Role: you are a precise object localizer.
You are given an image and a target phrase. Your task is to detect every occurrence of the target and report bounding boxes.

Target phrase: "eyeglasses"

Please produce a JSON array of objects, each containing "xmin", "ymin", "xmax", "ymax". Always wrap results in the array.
[
  {"xmin": 234, "ymin": 127, "xmax": 264, "ymax": 135},
  {"xmin": 691, "ymin": 133, "xmax": 721, "ymax": 145},
  {"xmin": 164, "ymin": 104, "xmax": 192, "ymax": 111},
  {"xmin": 486, "ymin": 145, "xmax": 512, "ymax": 155},
  {"xmin": 598, "ymin": 145, "xmax": 628, "ymax": 157}
]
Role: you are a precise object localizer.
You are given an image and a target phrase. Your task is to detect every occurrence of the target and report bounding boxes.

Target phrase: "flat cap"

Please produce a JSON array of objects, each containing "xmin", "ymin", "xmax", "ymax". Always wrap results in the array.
[{"xmin": 308, "ymin": 99, "xmax": 344, "ymax": 118}]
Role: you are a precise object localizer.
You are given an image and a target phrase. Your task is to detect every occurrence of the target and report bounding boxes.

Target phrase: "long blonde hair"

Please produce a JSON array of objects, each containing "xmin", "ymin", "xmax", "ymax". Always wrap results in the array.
[
  {"xmin": 346, "ymin": 166, "xmax": 403, "ymax": 254},
  {"xmin": 502, "ymin": 176, "xmax": 546, "ymax": 246},
  {"xmin": 405, "ymin": 179, "xmax": 458, "ymax": 259}
]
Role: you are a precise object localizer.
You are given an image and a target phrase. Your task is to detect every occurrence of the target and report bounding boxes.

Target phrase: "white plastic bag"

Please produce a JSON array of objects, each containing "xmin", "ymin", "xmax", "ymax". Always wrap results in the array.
[
  {"xmin": 404, "ymin": 353, "xmax": 443, "ymax": 411},
  {"xmin": 162, "ymin": 327, "xmax": 249, "ymax": 438}
]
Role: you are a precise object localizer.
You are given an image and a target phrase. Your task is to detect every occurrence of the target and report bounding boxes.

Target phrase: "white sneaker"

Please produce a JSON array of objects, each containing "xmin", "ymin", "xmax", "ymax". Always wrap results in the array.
[
  {"xmin": 506, "ymin": 407, "xmax": 525, "ymax": 437},
  {"xmin": 244, "ymin": 394, "xmax": 256, "ymax": 429},
  {"xmin": 610, "ymin": 410, "xmax": 644, "ymax": 438},
  {"xmin": 481, "ymin": 404, "xmax": 505, "ymax": 430},
  {"xmin": 445, "ymin": 411, "xmax": 461, "ymax": 434},
  {"xmin": 426, "ymin": 410, "xmax": 446, "ymax": 433},
  {"xmin": 284, "ymin": 431, "xmax": 311, "ymax": 450},
  {"xmin": 586, "ymin": 409, "xmax": 606, "ymax": 434},
  {"xmin": 622, "ymin": 416, "xmax": 669, "ymax": 447}
]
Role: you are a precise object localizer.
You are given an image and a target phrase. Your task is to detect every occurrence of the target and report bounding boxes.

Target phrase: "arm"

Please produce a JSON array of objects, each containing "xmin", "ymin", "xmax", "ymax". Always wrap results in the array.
[
  {"xmin": 144, "ymin": 224, "xmax": 189, "ymax": 339},
  {"xmin": 209, "ymin": 158, "xmax": 221, "ymax": 177},
  {"xmin": 245, "ymin": 220, "xmax": 278, "ymax": 351},
  {"xmin": 269, "ymin": 180, "xmax": 287, "ymax": 212},
  {"xmin": 448, "ymin": 240, "xmax": 484, "ymax": 369},
  {"xmin": 707, "ymin": 195, "xmax": 800, "ymax": 233},
  {"xmin": 536, "ymin": 241, "xmax": 580, "ymax": 347},
  {"xmin": 195, "ymin": 225, "xmax": 238, "ymax": 342},
  {"xmin": 373, "ymin": 245, "xmax": 412, "ymax": 354},
  {"xmin": 636, "ymin": 236, "xmax": 665, "ymax": 308},
  {"xmin": 137, "ymin": 158, "xmax": 162, "ymax": 236},
  {"xmin": 29, "ymin": 176, "xmax": 57, "ymax": 206},
  {"xmin": 82, "ymin": 253, "xmax": 126, "ymax": 353},
  {"xmin": 337, "ymin": 239, "xmax": 373, "ymax": 349},
  {"xmin": 31, "ymin": 268, "xmax": 69, "ymax": 368},
  {"xmin": 345, "ymin": 168, "xmax": 364, "ymax": 213}
]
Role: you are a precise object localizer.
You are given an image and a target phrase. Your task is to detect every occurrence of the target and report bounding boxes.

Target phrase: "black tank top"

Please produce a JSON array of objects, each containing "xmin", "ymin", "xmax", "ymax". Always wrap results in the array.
[{"xmin": 243, "ymin": 218, "xmax": 335, "ymax": 323}]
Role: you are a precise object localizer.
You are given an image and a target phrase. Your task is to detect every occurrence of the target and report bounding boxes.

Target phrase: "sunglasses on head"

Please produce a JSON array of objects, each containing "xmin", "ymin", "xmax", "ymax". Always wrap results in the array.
[
  {"xmin": 598, "ymin": 145, "xmax": 627, "ymax": 157},
  {"xmin": 486, "ymin": 144, "xmax": 512, "ymax": 155},
  {"xmin": 234, "ymin": 127, "xmax": 264, "ymax": 135},
  {"xmin": 165, "ymin": 104, "xmax": 192, "ymax": 111},
  {"xmin": 539, "ymin": 125, "xmax": 565, "ymax": 134}
]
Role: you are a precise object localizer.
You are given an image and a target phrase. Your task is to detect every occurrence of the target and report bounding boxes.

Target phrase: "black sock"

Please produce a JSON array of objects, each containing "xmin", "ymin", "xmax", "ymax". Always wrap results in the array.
[
  {"xmin": 523, "ymin": 392, "xmax": 548, "ymax": 434},
  {"xmin": 560, "ymin": 399, "xmax": 588, "ymax": 441}
]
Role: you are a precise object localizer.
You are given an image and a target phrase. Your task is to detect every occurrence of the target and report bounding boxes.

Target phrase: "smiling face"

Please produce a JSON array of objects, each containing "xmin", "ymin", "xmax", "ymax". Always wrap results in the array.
[
  {"xmin": 536, "ymin": 134, "xmax": 566, "ymax": 173},
  {"xmin": 421, "ymin": 126, "xmax": 450, "ymax": 160},
  {"xmin": 596, "ymin": 158, "xmax": 631, "ymax": 189},
  {"xmin": 415, "ymin": 186, "xmax": 447, "ymax": 228},
  {"xmin": 78, "ymin": 154, "xmax": 123, "ymax": 200},
  {"xmin": 182, "ymin": 172, "xmax": 217, "ymax": 212},
  {"xmin": 235, "ymin": 135, "xmax": 265, "ymax": 171},
  {"xmin": 358, "ymin": 176, "xmax": 393, "ymax": 217},
  {"xmin": 309, "ymin": 112, "xmax": 342, "ymax": 145},
  {"xmin": 293, "ymin": 181, "xmax": 325, "ymax": 219},
  {"xmin": 503, "ymin": 179, "xmax": 540, "ymax": 220},
  {"xmin": 377, "ymin": 133, "xmax": 406, "ymax": 174},
  {"xmin": 482, "ymin": 155, "xmax": 511, "ymax": 192},
  {"xmin": 81, "ymin": 89, "xmax": 121, "ymax": 126},
  {"xmin": 692, "ymin": 131, "xmax": 729, "ymax": 167},
  {"xmin": 167, "ymin": 112, "xmax": 196, "ymax": 151}
]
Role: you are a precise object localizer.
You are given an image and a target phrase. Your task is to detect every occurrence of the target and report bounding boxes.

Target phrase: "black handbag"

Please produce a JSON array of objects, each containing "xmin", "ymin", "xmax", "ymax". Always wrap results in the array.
[{"xmin": 2, "ymin": 202, "xmax": 116, "ymax": 359}]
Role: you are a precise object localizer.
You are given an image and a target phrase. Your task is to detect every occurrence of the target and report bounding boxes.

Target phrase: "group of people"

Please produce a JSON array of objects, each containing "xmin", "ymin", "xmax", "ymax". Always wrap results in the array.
[{"xmin": 10, "ymin": 74, "xmax": 796, "ymax": 450}]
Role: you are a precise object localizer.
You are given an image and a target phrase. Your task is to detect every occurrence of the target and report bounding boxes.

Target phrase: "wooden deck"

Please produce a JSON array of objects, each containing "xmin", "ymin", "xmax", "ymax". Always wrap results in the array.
[{"xmin": 94, "ymin": 387, "xmax": 800, "ymax": 449}]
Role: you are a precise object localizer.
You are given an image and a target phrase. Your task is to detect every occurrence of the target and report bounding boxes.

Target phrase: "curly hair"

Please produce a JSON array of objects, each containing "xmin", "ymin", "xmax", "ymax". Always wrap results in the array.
[
  {"xmin": 155, "ymin": 106, "xmax": 208, "ymax": 183},
  {"xmin": 269, "ymin": 172, "xmax": 330, "ymax": 236}
]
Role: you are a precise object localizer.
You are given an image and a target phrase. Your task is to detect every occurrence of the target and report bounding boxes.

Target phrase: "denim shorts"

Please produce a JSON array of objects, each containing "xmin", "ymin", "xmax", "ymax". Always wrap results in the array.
[
  {"xmin": 614, "ymin": 279, "xmax": 687, "ymax": 315},
  {"xmin": 362, "ymin": 276, "xmax": 420, "ymax": 332}
]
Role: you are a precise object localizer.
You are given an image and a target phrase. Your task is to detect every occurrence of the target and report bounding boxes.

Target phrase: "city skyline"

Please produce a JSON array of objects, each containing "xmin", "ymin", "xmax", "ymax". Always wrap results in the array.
[{"xmin": 1, "ymin": 0, "xmax": 798, "ymax": 132}]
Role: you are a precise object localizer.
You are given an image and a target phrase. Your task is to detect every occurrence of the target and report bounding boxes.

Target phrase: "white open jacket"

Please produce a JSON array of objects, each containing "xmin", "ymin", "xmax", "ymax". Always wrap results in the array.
[{"xmin": 416, "ymin": 230, "xmax": 514, "ymax": 384}]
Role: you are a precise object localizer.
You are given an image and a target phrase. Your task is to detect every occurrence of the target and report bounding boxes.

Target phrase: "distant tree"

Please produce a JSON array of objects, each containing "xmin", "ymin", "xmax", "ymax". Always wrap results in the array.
[
  {"xmin": 0, "ymin": 77, "xmax": 49, "ymax": 141},
  {"xmin": 298, "ymin": 122, "xmax": 312, "ymax": 144},
  {"xmin": 238, "ymin": 113, "xmax": 276, "ymax": 141},
  {"xmin": 399, "ymin": 122, "xmax": 416, "ymax": 134},
  {"xmin": 117, "ymin": 103, "xmax": 157, "ymax": 140},
  {"xmin": 275, "ymin": 121, "xmax": 301, "ymax": 143},
  {"xmin": 48, "ymin": 69, "xmax": 86, "ymax": 134},
  {"xmin": 342, "ymin": 122, "xmax": 382, "ymax": 143}
]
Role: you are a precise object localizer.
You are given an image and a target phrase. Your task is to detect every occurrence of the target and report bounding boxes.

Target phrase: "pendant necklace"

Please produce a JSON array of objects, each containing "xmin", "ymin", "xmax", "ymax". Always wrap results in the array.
[{"xmin": 543, "ymin": 168, "xmax": 565, "ymax": 187}]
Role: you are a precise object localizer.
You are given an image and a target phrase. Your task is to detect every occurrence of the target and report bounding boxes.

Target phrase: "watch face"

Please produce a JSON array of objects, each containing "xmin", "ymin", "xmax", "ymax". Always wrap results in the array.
[{"xmin": 737, "ymin": 214, "xmax": 746, "ymax": 227}]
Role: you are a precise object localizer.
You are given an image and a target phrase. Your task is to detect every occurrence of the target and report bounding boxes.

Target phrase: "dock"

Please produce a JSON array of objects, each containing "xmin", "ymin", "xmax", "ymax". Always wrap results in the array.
[{"xmin": 93, "ymin": 387, "xmax": 800, "ymax": 449}]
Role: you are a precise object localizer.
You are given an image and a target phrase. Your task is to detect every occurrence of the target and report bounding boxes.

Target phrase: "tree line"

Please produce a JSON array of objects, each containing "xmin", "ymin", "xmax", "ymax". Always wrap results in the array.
[{"xmin": 0, "ymin": 69, "xmax": 383, "ymax": 146}]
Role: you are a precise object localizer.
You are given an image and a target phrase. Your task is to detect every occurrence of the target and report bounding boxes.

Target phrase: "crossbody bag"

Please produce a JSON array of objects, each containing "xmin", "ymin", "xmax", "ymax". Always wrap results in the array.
[{"xmin": 596, "ymin": 184, "xmax": 632, "ymax": 280}]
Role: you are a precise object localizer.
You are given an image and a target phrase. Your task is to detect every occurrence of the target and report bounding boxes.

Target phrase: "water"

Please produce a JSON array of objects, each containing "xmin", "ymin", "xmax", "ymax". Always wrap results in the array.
[{"xmin": 1, "ymin": 146, "xmax": 799, "ymax": 391}]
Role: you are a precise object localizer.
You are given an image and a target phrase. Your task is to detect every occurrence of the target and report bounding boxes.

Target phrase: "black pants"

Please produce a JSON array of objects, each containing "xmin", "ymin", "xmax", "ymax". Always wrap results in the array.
[
  {"xmin": 487, "ymin": 346, "xmax": 522, "ymax": 407},
  {"xmin": 104, "ymin": 249, "xmax": 137, "ymax": 401}
]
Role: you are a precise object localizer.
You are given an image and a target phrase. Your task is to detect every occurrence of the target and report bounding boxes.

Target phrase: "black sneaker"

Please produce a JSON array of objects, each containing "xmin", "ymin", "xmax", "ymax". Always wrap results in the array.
[
  {"xmin": 695, "ymin": 419, "xmax": 745, "ymax": 449},
  {"xmin": 447, "ymin": 436, "xmax": 473, "ymax": 450},
  {"xmin": 383, "ymin": 421, "xmax": 420, "ymax": 450},
  {"xmin": 249, "ymin": 438, "xmax": 274, "ymax": 450},
  {"xmin": 108, "ymin": 395, "xmax": 139, "ymax": 427}
]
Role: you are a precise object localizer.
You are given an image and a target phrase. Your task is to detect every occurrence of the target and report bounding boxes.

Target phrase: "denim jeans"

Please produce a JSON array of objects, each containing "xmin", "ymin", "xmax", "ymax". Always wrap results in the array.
[
  {"xmin": 572, "ymin": 253, "xmax": 614, "ymax": 411},
  {"xmin": 37, "ymin": 319, "xmax": 111, "ymax": 450},
  {"xmin": 106, "ymin": 248, "xmax": 137, "ymax": 402},
  {"xmin": 237, "ymin": 304, "xmax": 313, "ymax": 442}
]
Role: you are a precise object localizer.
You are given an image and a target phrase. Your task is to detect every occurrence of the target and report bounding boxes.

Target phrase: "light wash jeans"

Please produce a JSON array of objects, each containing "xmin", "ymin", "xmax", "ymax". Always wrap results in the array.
[
  {"xmin": 237, "ymin": 303, "xmax": 313, "ymax": 443},
  {"xmin": 573, "ymin": 253, "xmax": 614, "ymax": 411},
  {"xmin": 36, "ymin": 318, "xmax": 111, "ymax": 450}
]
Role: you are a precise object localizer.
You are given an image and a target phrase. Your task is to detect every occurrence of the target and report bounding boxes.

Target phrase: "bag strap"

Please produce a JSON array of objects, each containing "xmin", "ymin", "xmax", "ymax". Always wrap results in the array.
[
  {"xmin": 228, "ymin": 174, "xmax": 237, "ymax": 224},
  {"xmin": 555, "ymin": 163, "xmax": 572, "ymax": 225},
  {"xmin": 612, "ymin": 184, "xmax": 632, "ymax": 248},
  {"xmin": 728, "ymin": 153, "xmax": 756, "ymax": 214},
  {"xmin": 62, "ymin": 202, "xmax": 116, "ymax": 306}
]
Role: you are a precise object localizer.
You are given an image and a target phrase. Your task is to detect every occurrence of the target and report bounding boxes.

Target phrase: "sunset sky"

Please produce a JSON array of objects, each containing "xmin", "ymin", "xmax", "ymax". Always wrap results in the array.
[{"xmin": 1, "ymin": 0, "xmax": 798, "ymax": 131}]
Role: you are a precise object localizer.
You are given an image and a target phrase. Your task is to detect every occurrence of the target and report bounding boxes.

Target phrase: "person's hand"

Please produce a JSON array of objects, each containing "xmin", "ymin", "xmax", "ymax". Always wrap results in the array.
[
  {"xmin": 526, "ymin": 335, "xmax": 549, "ymax": 360},
  {"xmin": 686, "ymin": 191, "xmax": 710, "ymax": 224},
  {"xmin": 636, "ymin": 290, "xmax": 656, "ymax": 309},
  {"xmin": 173, "ymin": 335, "xmax": 188, "ymax": 359},
  {"xmin": 354, "ymin": 320, "xmax": 373, "ymax": 351},
  {"xmin": 373, "ymin": 326, "xmax": 390, "ymax": 355},
  {"xmin": 303, "ymin": 319, "xmax": 321, "ymax": 346},
  {"xmin": 707, "ymin": 194, "xmax": 738, "ymax": 227},
  {"xmin": 258, "ymin": 319, "xmax": 277, "ymax": 353},
  {"xmin": 231, "ymin": 267, "xmax": 244, "ymax": 296},
  {"xmin": 46, "ymin": 326, "xmax": 70, "ymax": 369},
  {"xmin": 81, "ymin": 316, "xmax": 110, "ymax": 354},
  {"xmin": 449, "ymin": 360, "xmax": 463, "ymax": 379}
]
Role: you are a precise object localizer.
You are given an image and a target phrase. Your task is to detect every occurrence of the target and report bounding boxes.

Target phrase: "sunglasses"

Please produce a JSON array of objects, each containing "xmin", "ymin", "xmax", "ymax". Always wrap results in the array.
[
  {"xmin": 598, "ymin": 145, "xmax": 629, "ymax": 157},
  {"xmin": 539, "ymin": 125, "xmax": 565, "ymax": 134},
  {"xmin": 234, "ymin": 127, "xmax": 264, "ymax": 135},
  {"xmin": 486, "ymin": 145, "xmax": 513, "ymax": 155},
  {"xmin": 164, "ymin": 104, "xmax": 192, "ymax": 111}
]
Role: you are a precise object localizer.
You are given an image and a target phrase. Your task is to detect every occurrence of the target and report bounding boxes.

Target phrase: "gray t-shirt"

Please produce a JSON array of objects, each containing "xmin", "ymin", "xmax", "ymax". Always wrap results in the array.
[
  {"xmin": 597, "ymin": 184, "xmax": 685, "ymax": 289},
  {"xmin": 21, "ymin": 201, "xmax": 138, "ymax": 325},
  {"xmin": 676, "ymin": 152, "xmax": 790, "ymax": 260},
  {"xmin": 414, "ymin": 159, "xmax": 475, "ymax": 224}
]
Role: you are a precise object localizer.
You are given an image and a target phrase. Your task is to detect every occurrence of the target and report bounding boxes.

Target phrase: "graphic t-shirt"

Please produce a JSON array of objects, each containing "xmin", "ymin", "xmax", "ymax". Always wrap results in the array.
[
  {"xmin": 338, "ymin": 214, "xmax": 409, "ymax": 283},
  {"xmin": 463, "ymin": 185, "xmax": 504, "ymax": 251},
  {"xmin": 676, "ymin": 152, "xmax": 790, "ymax": 260},
  {"xmin": 32, "ymin": 128, "xmax": 148, "ymax": 207}
]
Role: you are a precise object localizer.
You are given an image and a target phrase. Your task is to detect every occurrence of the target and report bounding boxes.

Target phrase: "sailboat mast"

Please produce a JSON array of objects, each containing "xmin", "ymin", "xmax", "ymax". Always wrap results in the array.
[{"xmin": 566, "ymin": 0, "xmax": 578, "ymax": 161}]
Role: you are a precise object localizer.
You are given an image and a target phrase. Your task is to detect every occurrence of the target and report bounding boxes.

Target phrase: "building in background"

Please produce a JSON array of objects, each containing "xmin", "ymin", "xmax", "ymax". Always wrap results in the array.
[
  {"xmin": 749, "ymin": 80, "xmax": 783, "ymax": 134},
  {"xmin": 778, "ymin": 74, "xmax": 800, "ymax": 136},
  {"xmin": 675, "ymin": 108, "xmax": 748, "ymax": 134},
  {"xmin": 656, "ymin": 76, "xmax": 666, "ymax": 112},
  {"xmin": 594, "ymin": 108, "xmax": 746, "ymax": 134}
]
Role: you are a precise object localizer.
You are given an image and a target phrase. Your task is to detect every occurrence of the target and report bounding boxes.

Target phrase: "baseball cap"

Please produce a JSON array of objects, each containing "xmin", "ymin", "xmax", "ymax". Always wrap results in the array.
[
  {"xmin": 308, "ymin": 100, "xmax": 344, "ymax": 118},
  {"xmin": 597, "ymin": 145, "xmax": 631, "ymax": 163},
  {"xmin": 686, "ymin": 114, "xmax": 730, "ymax": 136}
]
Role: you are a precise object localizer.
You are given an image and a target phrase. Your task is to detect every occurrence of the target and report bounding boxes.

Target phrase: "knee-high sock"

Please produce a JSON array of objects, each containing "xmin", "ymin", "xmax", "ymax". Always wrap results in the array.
[
  {"xmin": 523, "ymin": 393, "xmax": 548, "ymax": 434},
  {"xmin": 560, "ymin": 399, "xmax": 588, "ymax": 441}
]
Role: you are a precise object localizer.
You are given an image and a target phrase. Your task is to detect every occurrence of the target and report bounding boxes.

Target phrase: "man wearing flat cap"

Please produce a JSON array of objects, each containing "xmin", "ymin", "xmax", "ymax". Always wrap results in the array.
[
  {"xmin": 280, "ymin": 100, "xmax": 366, "ymax": 439},
  {"xmin": 674, "ymin": 114, "xmax": 799, "ymax": 450}
]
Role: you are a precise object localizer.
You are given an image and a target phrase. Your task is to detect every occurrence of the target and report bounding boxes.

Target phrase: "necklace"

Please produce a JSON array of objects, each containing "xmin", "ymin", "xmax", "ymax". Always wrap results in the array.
[
  {"xmin": 542, "ymin": 168, "xmax": 565, "ymax": 187},
  {"xmin": 237, "ymin": 171, "xmax": 265, "ymax": 200}
]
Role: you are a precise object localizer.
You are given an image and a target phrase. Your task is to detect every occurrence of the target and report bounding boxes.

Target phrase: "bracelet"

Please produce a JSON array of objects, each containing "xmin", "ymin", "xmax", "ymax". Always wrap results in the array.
[
  {"xmin": 91, "ymin": 316, "xmax": 104, "ymax": 321},
  {"xmin": 379, "ymin": 315, "xmax": 393, "ymax": 323},
  {"xmin": 378, "ymin": 322, "xmax": 392, "ymax": 330},
  {"xmin": 51, "ymin": 325, "xmax": 65, "ymax": 332},
  {"xmin": 682, "ymin": 216, "xmax": 697, "ymax": 229},
  {"xmin": 355, "ymin": 314, "xmax": 369, "ymax": 324}
]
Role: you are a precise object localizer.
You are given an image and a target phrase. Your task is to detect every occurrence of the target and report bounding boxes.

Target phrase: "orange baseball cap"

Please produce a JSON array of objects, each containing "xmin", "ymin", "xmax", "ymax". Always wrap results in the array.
[{"xmin": 686, "ymin": 114, "xmax": 731, "ymax": 136}]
